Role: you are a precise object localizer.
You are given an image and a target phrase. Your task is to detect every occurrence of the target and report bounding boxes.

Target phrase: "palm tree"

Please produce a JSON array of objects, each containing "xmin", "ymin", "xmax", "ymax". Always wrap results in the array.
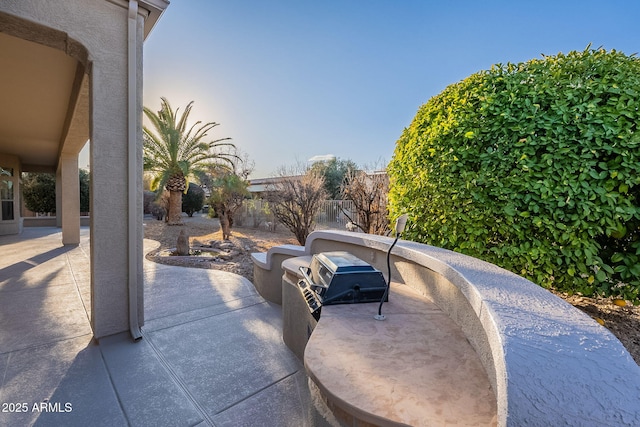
[{"xmin": 143, "ymin": 97, "xmax": 235, "ymax": 225}]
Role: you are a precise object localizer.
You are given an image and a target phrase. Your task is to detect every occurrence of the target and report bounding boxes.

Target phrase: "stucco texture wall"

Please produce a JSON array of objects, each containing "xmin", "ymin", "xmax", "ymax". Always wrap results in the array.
[{"xmin": 1, "ymin": 0, "xmax": 145, "ymax": 337}]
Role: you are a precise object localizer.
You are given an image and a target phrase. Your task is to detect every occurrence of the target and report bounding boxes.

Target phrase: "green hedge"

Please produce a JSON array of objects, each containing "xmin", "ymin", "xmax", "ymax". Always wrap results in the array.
[{"xmin": 389, "ymin": 47, "xmax": 640, "ymax": 302}]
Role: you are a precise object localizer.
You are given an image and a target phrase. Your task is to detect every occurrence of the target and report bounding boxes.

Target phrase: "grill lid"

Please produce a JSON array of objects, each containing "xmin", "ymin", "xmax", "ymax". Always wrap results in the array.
[
  {"xmin": 298, "ymin": 251, "xmax": 388, "ymax": 319},
  {"xmin": 314, "ymin": 251, "xmax": 375, "ymax": 274}
]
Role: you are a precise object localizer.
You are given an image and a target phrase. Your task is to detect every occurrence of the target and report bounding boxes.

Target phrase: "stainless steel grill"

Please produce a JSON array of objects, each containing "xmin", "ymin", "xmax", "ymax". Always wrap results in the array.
[{"xmin": 298, "ymin": 251, "xmax": 387, "ymax": 318}]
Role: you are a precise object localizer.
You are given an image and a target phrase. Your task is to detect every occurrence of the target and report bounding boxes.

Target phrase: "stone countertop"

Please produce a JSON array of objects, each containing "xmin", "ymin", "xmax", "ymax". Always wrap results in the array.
[
  {"xmin": 265, "ymin": 232, "xmax": 640, "ymax": 425},
  {"xmin": 304, "ymin": 283, "xmax": 498, "ymax": 427}
]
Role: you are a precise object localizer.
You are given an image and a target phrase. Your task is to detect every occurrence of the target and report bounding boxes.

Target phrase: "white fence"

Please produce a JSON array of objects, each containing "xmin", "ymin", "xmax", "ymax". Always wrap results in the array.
[
  {"xmin": 314, "ymin": 200, "xmax": 356, "ymax": 230},
  {"xmin": 234, "ymin": 199, "xmax": 357, "ymax": 231}
]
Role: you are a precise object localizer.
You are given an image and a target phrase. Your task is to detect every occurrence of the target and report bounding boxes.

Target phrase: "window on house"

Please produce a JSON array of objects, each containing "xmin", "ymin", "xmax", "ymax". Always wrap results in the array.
[{"xmin": 0, "ymin": 167, "xmax": 14, "ymax": 221}]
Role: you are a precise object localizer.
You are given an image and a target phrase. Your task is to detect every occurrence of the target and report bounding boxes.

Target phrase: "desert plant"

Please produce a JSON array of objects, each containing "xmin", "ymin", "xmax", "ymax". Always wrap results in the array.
[
  {"xmin": 266, "ymin": 165, "xmax": 327, "ymax": 245},
  {"xmin": 143, "ymin": 97, "xmax": 235, "ymax": 225},
  {"xmin": 150, "ymin": 191, "xmax": 169, "ymax": 221},
  {"xmin": 341, "ymin": 166, "xmax": 389, "ymax": 235},
  {"xmin": 182, "ymin": 183, "xmax": 205, "ymax": 217},
  {"xmin": 208, "ymin": 172, "xmax": 249, "ymax": 240},
  {"xmin": 389, "ymin": 47, "xmax": 640, "ymax": 302},
  {"xmin": 198, "ymin": 153, "xmax": 253, "ymax": 238},
  {"xmin": 143, "ymin": 190, "xmax": 156, "ymax": 214}
]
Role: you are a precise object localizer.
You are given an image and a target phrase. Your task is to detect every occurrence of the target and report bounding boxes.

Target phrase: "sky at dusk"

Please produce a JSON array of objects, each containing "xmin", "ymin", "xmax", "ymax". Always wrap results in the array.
[{"xmin": 140, "ymin": 0, "xmax": 640, "ymax": 178}]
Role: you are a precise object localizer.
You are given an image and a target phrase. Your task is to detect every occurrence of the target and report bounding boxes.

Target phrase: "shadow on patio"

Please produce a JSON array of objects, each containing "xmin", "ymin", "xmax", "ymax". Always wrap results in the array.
[{"xmin": 0, "ymin": 227, "xmax": 311, "ymax": 427}]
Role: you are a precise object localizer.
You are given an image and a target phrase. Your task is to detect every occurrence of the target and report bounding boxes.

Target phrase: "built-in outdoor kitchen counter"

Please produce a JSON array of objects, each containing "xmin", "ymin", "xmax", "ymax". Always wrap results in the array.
[
  {"xmin": 255, "ymin": 231, "xmax": 640, "ymax": 426},
  {"xmin": 281, "ymin": 255, "xmax": 497, "ymax": 427}
]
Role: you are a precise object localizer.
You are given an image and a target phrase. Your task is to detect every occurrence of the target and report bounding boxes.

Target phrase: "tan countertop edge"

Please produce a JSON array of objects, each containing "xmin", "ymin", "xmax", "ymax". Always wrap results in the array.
[
  {"xmin": 305, "ymin": 362, "xmax": 412, "ymax": 427},
  {"xmin": 303, "ymin": 283, "xmax": 497, "ymax": 427}
]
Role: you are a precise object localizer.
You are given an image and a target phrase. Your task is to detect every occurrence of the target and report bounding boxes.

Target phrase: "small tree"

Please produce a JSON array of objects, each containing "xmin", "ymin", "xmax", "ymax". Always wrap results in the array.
[
  {"xmin": 22, "ymin": 173, "xmax": 56, "ymax": 214},
  {"xmin": 310, "ymin": 158, "xmax": 357, "ymax": 199},
  {"xmin": 208, "ymin": 172, "xmax": 249, "ymax": 240},
  {"xmin": 143, "ymin": 97, "xmax": 235, "ymax": 225},
  {"xmin": 182, "ymin": 183, "xmax": 205, "ymax": 217},
  {"xmin": 79, "ymin": 168, "xmax": 90, "ymax": 213},
  {"xmin": 23, "ymin": 170, "xmax": 90, "ymax": 215},
  {"xmin": 266, "ymin": 165, "xmax": 327, "ymax": 245},
  {"xmin": 342, "ymin": 167, "xmax": 389, "ymax": 235},
  {"xmin": 201, "ymin": 153, "xmax": 253, "ymax": 239}
]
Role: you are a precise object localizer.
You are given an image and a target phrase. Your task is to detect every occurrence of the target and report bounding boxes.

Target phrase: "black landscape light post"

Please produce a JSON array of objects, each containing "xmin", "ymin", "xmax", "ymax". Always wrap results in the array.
[{"xmin": 374, "ymin": 214, "xmax": 408, "ymax": 321}]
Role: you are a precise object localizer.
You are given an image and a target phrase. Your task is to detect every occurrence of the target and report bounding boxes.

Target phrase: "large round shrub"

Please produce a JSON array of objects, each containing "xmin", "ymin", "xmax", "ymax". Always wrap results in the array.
[
  {"xmin": 182, "ymin": 182, "xmax": 205, "ymax": 217},
  {"xmin": 389, "ymin": 47, "xmax": 640, "ymax": 302}
]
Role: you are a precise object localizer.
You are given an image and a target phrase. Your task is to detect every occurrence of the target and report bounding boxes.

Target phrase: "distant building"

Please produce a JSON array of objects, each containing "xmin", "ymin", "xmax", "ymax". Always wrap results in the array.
[
  {"xmin": 248, "ymin": 175, "xmax": 308, "ymax": 198},
  {"xmin": 248, "ymin": 177, "xmax": 284, "ymax": 197},
  {"xmin": 308, "ymin": 154, "xmax": 336, "ymax": 164}
]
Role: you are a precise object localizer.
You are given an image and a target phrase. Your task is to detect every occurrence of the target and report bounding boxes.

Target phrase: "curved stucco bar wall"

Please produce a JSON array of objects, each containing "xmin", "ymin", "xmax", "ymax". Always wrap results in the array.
[{"xmin": 294, "ymin": 230, "xmax": 640, "ymax": 426}]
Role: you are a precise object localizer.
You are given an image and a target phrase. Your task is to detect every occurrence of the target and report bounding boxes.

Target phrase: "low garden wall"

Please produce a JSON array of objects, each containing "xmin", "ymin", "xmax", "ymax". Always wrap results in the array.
[
  {"xmin": 252, "ymin": 230, "xmax": 640, "ymax": 426},
  {"xmin": 23, "ymin": 216, "xmax": 90, "ymax": 227}
]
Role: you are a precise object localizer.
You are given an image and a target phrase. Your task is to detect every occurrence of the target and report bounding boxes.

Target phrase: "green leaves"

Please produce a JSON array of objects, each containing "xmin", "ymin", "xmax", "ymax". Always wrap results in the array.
[
  {"xmin": 143, "ymin": 97, "xmax": 235, "ymax": 193},
  {"xmin": 389, "ymin": 47, "xmax": 640, "ymax": 303},
  {"xmin": 143, "ymin": 98, "xmax": 237, "ymax": 224}
]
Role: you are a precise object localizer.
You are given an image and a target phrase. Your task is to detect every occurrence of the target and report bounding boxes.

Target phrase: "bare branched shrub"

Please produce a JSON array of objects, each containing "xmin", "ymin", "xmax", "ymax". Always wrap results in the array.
[
  {"xmin": 341, "ymin": 167, "xmax": 389, "ymax": 235},
  {"xmin": 266, "ymin": 165, "xmax": 327, "ymax": 245}
]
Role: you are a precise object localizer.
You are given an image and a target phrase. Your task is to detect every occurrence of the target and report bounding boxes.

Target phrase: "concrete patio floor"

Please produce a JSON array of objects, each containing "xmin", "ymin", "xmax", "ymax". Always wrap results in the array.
[{"xmin": 0, "ymin": 227, "xmax": 312, "ymax": 427}]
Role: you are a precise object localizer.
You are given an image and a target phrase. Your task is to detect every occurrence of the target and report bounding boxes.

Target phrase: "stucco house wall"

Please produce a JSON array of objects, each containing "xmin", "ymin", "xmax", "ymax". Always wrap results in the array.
[{"xmin": 0, "ymin": 0, "xmax": 167, "ymax": 338}]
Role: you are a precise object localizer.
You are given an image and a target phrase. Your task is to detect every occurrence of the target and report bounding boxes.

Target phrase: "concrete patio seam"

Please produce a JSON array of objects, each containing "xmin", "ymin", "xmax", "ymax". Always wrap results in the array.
[
  {"xmin": 97, "ymin": 341, "xmax": 135, "ymax": 427},
  {"xmin": 0, "ymin": 352, "xmax": 10, "ymax": 402},
  {"xmin": 0, "ymin": 332, "xmax": 94, "ymax": 356},
  {"xmin": 141, "ymin": 329, "xmax": 216, "ymax": 427},
  {"xmin": 144, "ymin": 298, "xmax": 271, "ymax": 333},
  {"xmin": 65, "ymin": 251, "xmax": 91, "ymax": 326},
  {"xmin": 213, "ymin": 369, "xmax": 302, "ymax": 417}
]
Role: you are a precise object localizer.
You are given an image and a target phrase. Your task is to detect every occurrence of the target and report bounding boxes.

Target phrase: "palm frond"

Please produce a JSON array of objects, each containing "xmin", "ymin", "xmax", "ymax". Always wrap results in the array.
[{"xmin": 143, "ymin": 98, "xmax": 236, "ymax": 192}]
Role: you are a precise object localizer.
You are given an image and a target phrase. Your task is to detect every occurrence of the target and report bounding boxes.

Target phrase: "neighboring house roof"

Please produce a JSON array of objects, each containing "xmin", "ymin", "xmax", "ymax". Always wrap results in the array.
[{"xmin": 248, "ymin": 176, "xmax": 299, "ymax": 194}]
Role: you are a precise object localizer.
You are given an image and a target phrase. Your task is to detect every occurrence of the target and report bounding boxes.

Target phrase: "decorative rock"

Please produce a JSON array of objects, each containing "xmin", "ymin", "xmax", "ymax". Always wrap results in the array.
[{"xmin": 176, "ymin": 229, "xmax": 189, "ymax": 256}]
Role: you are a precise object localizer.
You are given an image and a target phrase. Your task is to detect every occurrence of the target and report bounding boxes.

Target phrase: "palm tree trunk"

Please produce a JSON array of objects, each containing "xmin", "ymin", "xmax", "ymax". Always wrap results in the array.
[{"xmin": 167, "ymin": 190, "xmax": 183, "ymax": 225}]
